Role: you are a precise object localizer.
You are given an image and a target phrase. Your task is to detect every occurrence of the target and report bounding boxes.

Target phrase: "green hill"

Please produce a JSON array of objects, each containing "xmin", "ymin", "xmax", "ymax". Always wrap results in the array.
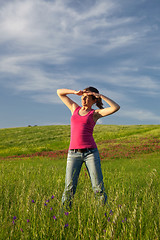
[{"xmin": 0, "ymin": 125, "xmax": 159, "ymax": 157}]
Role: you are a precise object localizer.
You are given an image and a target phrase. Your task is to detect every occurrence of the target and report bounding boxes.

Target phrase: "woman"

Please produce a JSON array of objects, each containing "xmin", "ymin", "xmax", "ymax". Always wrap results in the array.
[{"xmin": 57, "ymin": 87, "xmax": 120, "ymax": 210}]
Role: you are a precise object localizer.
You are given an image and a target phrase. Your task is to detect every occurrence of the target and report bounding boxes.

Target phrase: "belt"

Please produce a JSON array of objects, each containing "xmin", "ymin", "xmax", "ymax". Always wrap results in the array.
[{"xmin": 70, "ymin": 148, "xmax": 94, "ymax": 153}]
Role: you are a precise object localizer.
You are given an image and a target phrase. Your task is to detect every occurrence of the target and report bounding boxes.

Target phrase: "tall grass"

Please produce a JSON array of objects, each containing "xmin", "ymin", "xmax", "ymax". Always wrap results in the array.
[
  {"xmin": 1, "ymin": 153, "xmax": 160, "ymax": 239},
  {"xmin": 0, "ymin": 125, "xmax": 160, "ymax": 239}
]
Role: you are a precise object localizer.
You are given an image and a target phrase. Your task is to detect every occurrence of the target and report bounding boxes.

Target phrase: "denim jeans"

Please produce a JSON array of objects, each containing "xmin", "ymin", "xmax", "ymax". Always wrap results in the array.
[{"xmin": 61, "ymin": 148, "xmax": 107, "ymax": 209}]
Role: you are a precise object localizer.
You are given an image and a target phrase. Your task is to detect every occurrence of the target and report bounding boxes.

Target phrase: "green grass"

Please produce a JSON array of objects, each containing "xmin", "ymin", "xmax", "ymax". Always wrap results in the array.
[
  {"xmin": 0, "ymin": 125, "xmax": 160, "ymax": 239},
  {"xmin": 0, "ymin": 125, "xmax": 160, "ymax": 157}
]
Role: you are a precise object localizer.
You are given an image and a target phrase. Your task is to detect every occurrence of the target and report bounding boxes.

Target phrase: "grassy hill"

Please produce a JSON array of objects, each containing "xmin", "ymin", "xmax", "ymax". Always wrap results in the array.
[{"xmin": 0, "ymin": 124, "xmax": 160, "ymax": 157}]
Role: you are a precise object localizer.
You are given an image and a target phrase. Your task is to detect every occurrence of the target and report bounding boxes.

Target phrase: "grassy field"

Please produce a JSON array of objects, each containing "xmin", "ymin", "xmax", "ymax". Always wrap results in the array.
[
  {"xmin": 0, "ymin": 125, "xmax": 160, "ymax": 239},
  {"xmin": 0, "ymin": 124, "xmax": 160, "ymax": 157}
]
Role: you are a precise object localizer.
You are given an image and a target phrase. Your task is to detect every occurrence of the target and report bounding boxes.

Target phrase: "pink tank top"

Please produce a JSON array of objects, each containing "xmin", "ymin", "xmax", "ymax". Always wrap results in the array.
[{"xmin": 69, "ymin": 106, "xmax": 97, "ymax": 149}]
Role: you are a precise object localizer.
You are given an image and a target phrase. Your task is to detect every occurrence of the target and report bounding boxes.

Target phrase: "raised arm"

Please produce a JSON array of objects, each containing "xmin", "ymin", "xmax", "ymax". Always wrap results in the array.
[
  {"xmin": 86, "ymin": 91, "xmax": 120, "ymax": 121},
  {"xmin": 57, "ymin": 89, "xmax": 82, "ymax": 114}
]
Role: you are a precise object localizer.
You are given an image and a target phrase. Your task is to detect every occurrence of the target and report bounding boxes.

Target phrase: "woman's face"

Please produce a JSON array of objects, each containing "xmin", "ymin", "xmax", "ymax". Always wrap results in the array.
[{"xmin": 81, "ymin": 93, "xmax": 96, "ymax": 107}]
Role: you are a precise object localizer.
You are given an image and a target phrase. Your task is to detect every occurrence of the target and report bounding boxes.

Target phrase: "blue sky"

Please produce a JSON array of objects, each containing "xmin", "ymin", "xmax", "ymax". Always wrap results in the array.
[{"xmin": 0, "ymin": 0, "xmax": 160, "ymax": 128}]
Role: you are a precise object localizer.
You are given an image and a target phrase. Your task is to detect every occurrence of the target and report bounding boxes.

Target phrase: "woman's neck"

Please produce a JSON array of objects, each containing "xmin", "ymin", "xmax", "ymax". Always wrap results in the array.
[{"xmin": 81, "ymin": 106, "xmax": 92, "ymax": 111}]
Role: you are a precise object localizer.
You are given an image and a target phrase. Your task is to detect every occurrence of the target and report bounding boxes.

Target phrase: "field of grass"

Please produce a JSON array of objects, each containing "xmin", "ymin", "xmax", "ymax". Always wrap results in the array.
[{"xmin": 0, "ymin": 125, "xmax": 160, "ymax": 239}]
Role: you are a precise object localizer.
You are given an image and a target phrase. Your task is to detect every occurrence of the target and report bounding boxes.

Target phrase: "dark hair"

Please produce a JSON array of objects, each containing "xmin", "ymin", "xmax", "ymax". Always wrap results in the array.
[{"xmin": 84, "ymin": 86, "xmax": 104, "ymax": 109}]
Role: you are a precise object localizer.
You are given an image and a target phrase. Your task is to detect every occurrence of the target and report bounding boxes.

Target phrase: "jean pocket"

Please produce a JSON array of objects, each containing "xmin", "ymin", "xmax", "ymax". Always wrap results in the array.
[
  {"xmin": 68, "ymin": 150, "xmax": 75, "ymax": 155},
  {"xmin": 89, "ymin": 148, "xmax": 97, "ymax": 153}
]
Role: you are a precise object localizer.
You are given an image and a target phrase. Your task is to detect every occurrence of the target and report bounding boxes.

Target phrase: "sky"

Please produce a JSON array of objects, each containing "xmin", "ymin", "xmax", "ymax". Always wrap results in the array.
[{"xmin": 0, "ymin": 0, "xmax": 160, "ymax": 128}]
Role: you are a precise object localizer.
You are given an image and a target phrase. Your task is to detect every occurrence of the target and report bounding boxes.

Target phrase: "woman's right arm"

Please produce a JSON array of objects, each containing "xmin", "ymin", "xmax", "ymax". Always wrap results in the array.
[{"xmin": 57, "ymin": 89, "xmax": 82, "ymax": 114}]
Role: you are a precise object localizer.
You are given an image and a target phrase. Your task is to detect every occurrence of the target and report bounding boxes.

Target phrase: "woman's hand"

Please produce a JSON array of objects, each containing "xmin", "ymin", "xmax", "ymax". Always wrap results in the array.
[
  {"xmin": 74, "ymin": 90, "xmax": 84, "ymax": 96},
  {"xmin": 75, "ymin": 90, "xmax": 101, "ymax": 98}
]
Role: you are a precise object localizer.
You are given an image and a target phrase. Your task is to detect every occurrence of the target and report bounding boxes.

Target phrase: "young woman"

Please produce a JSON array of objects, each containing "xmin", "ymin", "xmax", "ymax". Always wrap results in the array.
[{"xmin": 57, "ymin": 86, "xmax": 120, "ymax": 210}]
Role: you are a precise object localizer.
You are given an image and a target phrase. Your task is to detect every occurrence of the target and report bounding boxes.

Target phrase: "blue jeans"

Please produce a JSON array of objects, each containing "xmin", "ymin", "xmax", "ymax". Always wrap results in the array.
[{"xmin": 61, "ymin": 148, "xmax": 107, "ymax": 208}]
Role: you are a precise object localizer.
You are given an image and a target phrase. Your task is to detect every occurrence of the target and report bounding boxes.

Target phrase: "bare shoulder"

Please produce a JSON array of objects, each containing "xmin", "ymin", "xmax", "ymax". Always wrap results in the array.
[
  {"xmin": 93, "ymin": 109, "xmax": 102, "ymax": 122},
  {"xmin": 71, "ymin": 103, "xmax": 79, "ymax": 114}
]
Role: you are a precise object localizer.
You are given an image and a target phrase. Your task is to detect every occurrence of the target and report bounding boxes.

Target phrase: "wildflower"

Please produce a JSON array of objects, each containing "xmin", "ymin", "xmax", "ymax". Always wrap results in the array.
[
  {"xmin": 13, "ymin": 216, "xmax": 16, "ymax": 220},
  {"xmin": 64, "ymin": 223, "xmax": 68, "ymax": 228},
  {"xmin": 46, "ymin": 199, "xmax": 49, "ymax": 203},
  {"xmin": 27, "ymin": 219, "xmax": 30, "ymax": 223},
  {"xmin": 32, "ymin": 200, "xmax": 35, "ymax": 203},
  {"xmin": 122, "ymin": 217, "xmax": 127, "ymax": 222},
  {"xmin": 50, "ymin": 208, "xmax": 53, "ymax": 210},
  {"xmin": 104, "ymin": 213, "xmax": 107, "ymax": 217},
  {"xmin": 12, "ymin": 221, "xmax": 15, "ymax": 225},
  {"xmin": 53, "ymin": 216, "xmax": 57, "ymax": 220},
  {"xmin": 109, "ymin": 210, "xmax": 113, "ymax": 215},
  {"xmin": 21, "ymin": 228, "xmax": 23, "ymax": 232},
  {"xmin": 108, "ymin": 217, "xmax": 110, "ymax": 222},
  {"xmin": 44, "ymin": 203, "xmax": 47, "ymax": 206},
  {"xmin": 65, "ymin": 212, "xmax": 69, "ymax": 216},
  {"xmin": 51, "ymin": 195, "xmax": 55, "ymax": 199}
]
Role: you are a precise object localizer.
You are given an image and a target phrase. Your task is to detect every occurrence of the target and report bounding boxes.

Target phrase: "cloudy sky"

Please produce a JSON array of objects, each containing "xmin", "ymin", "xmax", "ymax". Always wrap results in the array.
[{"xmin": 0, "ymin": 0, "xmax": 160, "ymax": 128}]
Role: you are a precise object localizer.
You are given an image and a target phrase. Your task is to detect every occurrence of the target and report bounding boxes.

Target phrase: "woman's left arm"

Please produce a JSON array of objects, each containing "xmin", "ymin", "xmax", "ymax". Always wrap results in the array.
[{"xmin": 90, "ymin": 92, "xmax": 120, "ymax": 120}]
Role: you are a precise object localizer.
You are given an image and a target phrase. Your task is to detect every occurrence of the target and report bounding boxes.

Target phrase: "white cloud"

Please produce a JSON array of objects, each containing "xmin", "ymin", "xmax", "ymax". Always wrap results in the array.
[
  {"xmin": 120, "ymin": 108, "xmax": 160, "ymax": 122},
  {"xmin": 145, "ymin": 66, "xmax": 160, "ymax": 71},
  {"xmin": 0, "ymin": 0, "xmax": 160, "ymax": 116},
  {"xmin": 110, "ymin": 75, "xmax": 159, "ymax": 90},
  {"xmin": 0, "ymin": 1, "xmax": 36, "ymax": 41},
  {"xmin": 0, "ymin": 0, "xmax": 147, "ymax": 61},
  {"xmin": 31, "ymin": 93, "xmax": 61, "ymax": 104},
  {"xmin": 71, "ymin": 71, "xmax": 159, "ymax": 92},
  {"xmin": 8, "ymin": 68, "xmax": 77, "ymax": 92}
]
